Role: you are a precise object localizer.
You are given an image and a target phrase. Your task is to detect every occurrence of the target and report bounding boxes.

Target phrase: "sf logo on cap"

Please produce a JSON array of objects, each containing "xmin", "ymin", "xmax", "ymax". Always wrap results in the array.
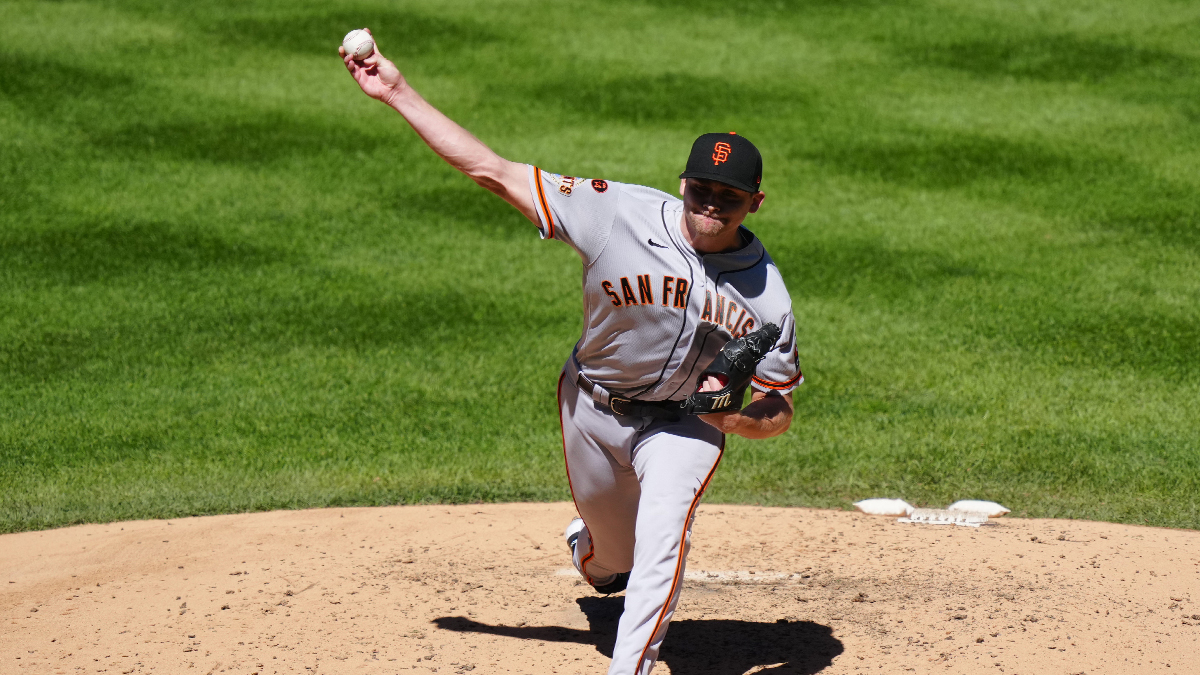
[{"xmin": 712, "ymin": 142, "xmax": 732, "ymax": 165}]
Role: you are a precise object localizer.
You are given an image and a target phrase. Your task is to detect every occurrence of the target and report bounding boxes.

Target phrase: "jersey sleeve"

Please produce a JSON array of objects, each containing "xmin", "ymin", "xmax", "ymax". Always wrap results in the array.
[
  {"xmin": 751, "ymin": 311, "xmax": 803, "ymax": 395},
  {"xmin": 527, "ymin": 165, "xmax": 617, "ymax": 265}
]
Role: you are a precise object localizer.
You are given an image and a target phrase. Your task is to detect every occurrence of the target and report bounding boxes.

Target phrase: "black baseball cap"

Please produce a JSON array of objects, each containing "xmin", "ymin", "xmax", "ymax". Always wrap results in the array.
[{"xmin": 679, "ymin": 132, "xmax": 763, "ymax": 193}]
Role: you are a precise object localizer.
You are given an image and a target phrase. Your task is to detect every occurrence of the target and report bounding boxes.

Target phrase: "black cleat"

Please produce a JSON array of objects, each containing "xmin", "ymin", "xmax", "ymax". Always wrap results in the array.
[{"xmin": 564, "ymin": 518, "xmax": 628, "ymax": 594}]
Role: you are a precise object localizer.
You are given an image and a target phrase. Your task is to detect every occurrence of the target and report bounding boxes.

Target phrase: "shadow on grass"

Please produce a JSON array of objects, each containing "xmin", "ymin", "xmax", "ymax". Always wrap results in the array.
[
  {"xmin": 770, "ymin": 240, "xmax": 984, "ymax": 301},
  {"xmin": 0, "ymin": 50, "xmax": 395, "ymax": 167},
  {"xmin": 0, "ymin": 142, "xmax": 43, "ymax": 214},
  {"xmin": 435, "ymin": 596, "xmax": 842, "ymax": 674},
  {"xmin": 0, "ymin": 53, "xmax": 138, "ymax": 111},
  {"xmin": 522, "ymin": 73, "xmax": 812, "ymax": 125},
  {"xmin": 793, "ymin": 126, "xmax": 1200, "ymax": 251},
  {"xmin": 899, "ymin": 31, "xmax": 1194, "ymax": 83},
  {"xmin": 772, "ymin": 236, "xmax": 1200, "ymax": 378},
  {"xmin": 1, "ymin": 51, "xmax": 396, "ymax": 167},
  {"xmin": 0, "ymin": 220, "xmax": 287, "ymax": 285},
  {"xmin": 85, "ymin": 112, "xmax": 394, "ymax": 165},
  {"xmin": 391, "ymin": 182, "xmax": 535, "ymax": 239},
  {"xmin": 1071, "ymin": 185, "xmax": 1200, "ymax": 252},
  {"xmin": 792, "ymin": 131, "xmax": 1080, "ymax": 190},
  {"xmin": 0, "ymin": 264, "xmax": 573, "ymax": 386},
  {"xmin": 630, "ymin": 0, "xmax": 1195, "ymax": 84}
]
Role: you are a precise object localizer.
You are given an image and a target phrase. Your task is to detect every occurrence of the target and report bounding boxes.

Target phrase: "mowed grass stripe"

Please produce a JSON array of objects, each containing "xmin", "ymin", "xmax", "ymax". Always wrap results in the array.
[{"xmin": 1, "ymin": 0, "xmax": 1197, "ymax": 532}]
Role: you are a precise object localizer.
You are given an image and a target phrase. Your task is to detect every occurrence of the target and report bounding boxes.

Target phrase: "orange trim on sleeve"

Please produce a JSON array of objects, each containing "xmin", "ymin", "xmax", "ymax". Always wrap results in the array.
[
  {"xmin": 533, "ymin": 167, "xmax": 556, "ymax": 240},
  {"xmin": 634, "ymin": 438, "xmax": 725, "ymax": 669},
  {"xmin": 752, "ymin": 370, "xmax": 802, "ymax": 390},
  {"xmin": 752, "ymin": 349, "xmax": 803, "ymax": 390}
]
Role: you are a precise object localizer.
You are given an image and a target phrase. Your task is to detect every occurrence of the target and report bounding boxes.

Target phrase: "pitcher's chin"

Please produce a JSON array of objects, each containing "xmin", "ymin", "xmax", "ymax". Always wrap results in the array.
[{"xmin": 685, "ymin": 212, "xmax": 727, "ymax": 237}]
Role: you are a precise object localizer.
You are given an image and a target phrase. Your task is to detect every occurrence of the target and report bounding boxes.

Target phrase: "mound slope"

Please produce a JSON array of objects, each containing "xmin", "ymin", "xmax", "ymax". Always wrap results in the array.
[{"xmin": 2, "ymin": 503, "xmax": 1197, "ymax": 673}]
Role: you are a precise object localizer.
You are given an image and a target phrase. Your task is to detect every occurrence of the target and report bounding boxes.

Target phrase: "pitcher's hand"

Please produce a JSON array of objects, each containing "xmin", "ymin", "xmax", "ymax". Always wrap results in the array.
[{"xmin": 340, "ymin": 29, "xmax": 407, "ymax": 105}]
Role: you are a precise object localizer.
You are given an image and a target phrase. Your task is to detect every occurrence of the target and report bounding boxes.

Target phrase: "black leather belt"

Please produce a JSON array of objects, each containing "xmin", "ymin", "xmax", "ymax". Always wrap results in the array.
[{"xmin": 576, "ymin": 373, "xmax": 685, "ymax": 420}]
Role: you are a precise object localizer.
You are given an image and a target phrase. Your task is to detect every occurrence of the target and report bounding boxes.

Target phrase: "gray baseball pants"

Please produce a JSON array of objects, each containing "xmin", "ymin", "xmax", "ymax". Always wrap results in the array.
[{"xmin": 557, "ymin": 363, "xmax": 725, "ymax": 675}]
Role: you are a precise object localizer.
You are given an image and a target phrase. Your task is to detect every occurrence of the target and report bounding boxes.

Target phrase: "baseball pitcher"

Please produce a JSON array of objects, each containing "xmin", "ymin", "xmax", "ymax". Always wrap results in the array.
[{"xmin": 342, "ymin": 31, "xmax": 802, "ymax": 675}]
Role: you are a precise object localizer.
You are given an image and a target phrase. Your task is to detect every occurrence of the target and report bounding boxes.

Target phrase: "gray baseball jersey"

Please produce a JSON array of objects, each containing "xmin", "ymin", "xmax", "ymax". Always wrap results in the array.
[
  {"xmin": 526, "ymin": 166, "xmax": 803, "ymax": 400},
  {"xmin": 527, "ymin": 164, "xmax": 803, "ymax": 674}
]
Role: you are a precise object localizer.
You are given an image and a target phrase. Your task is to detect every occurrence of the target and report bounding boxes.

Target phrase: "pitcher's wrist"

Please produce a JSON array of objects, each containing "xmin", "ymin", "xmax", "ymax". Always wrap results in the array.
[{"xmin": 381, "ymin": 83, "xmax": 413, "ymax": 108}]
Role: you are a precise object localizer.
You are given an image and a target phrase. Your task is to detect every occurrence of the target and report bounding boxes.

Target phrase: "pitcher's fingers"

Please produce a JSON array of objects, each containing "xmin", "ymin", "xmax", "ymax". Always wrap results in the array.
[
  {"xmin": 362, "ymin": 27, "xmax": 381, "ymax": 60},
  {"xmin": 362, "ymin": 47, "xmax": 383, "ymax": 66}
]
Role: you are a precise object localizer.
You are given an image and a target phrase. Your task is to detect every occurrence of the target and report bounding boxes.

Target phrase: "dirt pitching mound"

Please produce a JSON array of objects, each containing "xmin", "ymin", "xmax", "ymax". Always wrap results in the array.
[{"xmin": 2, "ymin": 503, "xmax": 1197, "ymax": 674}]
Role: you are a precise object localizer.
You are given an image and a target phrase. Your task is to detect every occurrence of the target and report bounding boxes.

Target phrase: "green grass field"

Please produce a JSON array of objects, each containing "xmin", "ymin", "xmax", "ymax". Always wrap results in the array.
[{"xmin": 2, "ymin": 0, "xmax": 1198, "ymax": 533}]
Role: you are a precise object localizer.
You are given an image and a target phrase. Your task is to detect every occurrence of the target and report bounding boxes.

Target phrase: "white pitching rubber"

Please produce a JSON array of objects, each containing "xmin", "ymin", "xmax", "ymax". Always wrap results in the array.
[
  {"xmin": 853, "ymin": 498, "xmax": 915, "ymax": 517},
  {"xmin": 899, "ymin": 508, "xmax": 990, "ymax": 527}
]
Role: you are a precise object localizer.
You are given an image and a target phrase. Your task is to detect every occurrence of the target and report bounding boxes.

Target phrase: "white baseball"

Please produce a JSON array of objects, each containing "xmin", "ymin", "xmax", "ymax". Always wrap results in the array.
[{"xmin": 342, "ymin": 29, "xmax": 375, "ymax": 61}]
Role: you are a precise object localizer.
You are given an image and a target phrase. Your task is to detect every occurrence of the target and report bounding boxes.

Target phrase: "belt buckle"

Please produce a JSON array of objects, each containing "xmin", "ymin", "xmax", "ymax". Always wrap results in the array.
[{"xmin": 609, "ymin": 397, "xmax": 633, "ymax": 416}]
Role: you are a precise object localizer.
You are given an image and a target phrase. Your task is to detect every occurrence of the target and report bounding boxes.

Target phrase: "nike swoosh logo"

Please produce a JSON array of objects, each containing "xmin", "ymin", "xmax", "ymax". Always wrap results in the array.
[{"xmin": 648, "ymin": 238, "xmax": 668, "ymax": 249}]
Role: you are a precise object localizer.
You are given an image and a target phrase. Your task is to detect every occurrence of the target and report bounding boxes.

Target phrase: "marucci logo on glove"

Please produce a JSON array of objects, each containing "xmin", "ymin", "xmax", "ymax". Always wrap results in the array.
[{"xmin": 684, "ymin": 322, "xmax": 782, "ymax": 415}]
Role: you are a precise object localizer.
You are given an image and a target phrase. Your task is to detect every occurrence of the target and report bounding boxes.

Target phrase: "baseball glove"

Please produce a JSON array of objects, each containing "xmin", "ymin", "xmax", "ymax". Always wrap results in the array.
[{"xmin": 684, "ymin": 322, "xmax": 782, "ymax": 415}]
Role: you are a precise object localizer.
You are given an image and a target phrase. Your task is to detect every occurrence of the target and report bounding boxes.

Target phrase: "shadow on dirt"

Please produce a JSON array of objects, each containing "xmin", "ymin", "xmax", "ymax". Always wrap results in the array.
[{"xmin": 435, "ymin": 595, "xmax": 843, "ymax": 673}]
